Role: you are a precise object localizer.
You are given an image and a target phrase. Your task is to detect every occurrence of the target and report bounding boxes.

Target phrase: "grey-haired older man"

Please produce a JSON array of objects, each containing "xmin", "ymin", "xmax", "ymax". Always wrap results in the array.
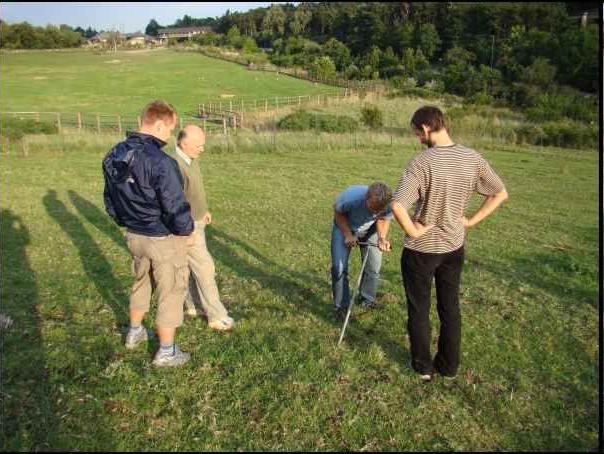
[
  {"xmin": 331, "ymin": 182, "xmax": 394, "ymax": 321},
  {"xmin": 172, "ymin": 124, "xmax": 234, "ymax": 331}
]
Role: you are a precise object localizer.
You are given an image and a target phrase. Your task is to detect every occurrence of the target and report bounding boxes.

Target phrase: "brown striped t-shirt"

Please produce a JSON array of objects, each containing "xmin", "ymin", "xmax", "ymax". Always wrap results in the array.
[{"xmin": 393, "ymin": 144, "xmax": 505, "ymax": 254}]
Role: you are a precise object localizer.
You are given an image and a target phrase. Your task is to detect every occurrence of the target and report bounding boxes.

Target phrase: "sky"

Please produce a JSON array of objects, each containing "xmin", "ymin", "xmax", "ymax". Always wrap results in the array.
[{"xmin": 0, "ymin": 2, "xmax": 285, "ymax": 33}]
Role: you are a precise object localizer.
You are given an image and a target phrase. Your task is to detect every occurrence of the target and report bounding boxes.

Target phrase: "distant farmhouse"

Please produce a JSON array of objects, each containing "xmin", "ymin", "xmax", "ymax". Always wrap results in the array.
[
  {"xmin": 85, "ymin": 26, "xmax": 212, "ymax": 48},
  {"xmin": 86, "ymin": 31, "xmax": 159, "ymax": 48},
  {"xmin": 156, "ymin": 26, "xmax": 213, "ymax": 44},
  {"xmin": 123, "ymin": 32, "xmax": 160, "ymax": 47},
  {"xmin": 87, "ymin": 32, "xmax": 114, "ymax": 46}
]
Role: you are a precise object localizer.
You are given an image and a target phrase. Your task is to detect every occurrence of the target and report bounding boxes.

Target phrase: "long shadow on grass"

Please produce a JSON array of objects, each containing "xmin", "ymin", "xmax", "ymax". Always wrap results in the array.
[
  {"xmin": 1, "ymin": 209, "xmax": 58, "ymax": 449},
  {"xmin": 43, "ymin": 190, "xmax": 130, "ymax": 329},
  {"xmin": 205, "ymin": 225, "xmax": 410, "ymax": 367},
  {"xmin": 68, "ymin": 190, "xmax": 127, "ymax": 252}
]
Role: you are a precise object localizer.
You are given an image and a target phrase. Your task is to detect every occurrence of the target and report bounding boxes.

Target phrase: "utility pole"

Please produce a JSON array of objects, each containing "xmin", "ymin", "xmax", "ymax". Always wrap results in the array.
[
  {"xmin": 490, "ymin": 35, "xmax": 495, "ymax": 70},
  {"xmin": 490, "ymin": 34, "xmax": 495, "ymax": 93}
]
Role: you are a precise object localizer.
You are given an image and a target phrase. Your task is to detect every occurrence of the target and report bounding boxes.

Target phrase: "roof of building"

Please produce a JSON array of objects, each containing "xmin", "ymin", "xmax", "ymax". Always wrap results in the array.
[{"xmin": 157, "ymin": 26, "xmax": 212, "ymax": 35}]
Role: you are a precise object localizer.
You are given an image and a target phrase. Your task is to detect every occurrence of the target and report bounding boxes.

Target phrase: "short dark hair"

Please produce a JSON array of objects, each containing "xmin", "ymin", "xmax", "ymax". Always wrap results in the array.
[
  {"xmin": 141, "ymin": 100, "xmax": 177, "ymax": 126},
  {"xmin": 366, "ymin": 182, "xmax": 392, "ymax": 209},
  {"xmin": 176, "ymin": 129, "xmax": 186, "ymax": 146},
  {"xmin": 410, "ymin": 106, "xmax": 446, "ymax": 132}
]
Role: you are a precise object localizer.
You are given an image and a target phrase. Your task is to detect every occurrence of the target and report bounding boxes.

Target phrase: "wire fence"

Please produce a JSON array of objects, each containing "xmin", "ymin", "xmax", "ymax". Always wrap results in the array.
[{"xmin": 0, "ymin": 111, "xmax": 228, "ymax": 136}]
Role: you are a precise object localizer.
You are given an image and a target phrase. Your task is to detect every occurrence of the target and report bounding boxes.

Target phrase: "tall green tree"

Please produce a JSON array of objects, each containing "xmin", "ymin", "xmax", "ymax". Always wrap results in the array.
[
  {"xmin": 145, "ymin": 19, "xmax": 161, "ymax": 36},
  {"xmin": 414, "ymin": 23, "xmax": 441, "ymax": 61},
  {"xmin": 323, "ymin": 38, "xmax": 351, "ymax": 71}
]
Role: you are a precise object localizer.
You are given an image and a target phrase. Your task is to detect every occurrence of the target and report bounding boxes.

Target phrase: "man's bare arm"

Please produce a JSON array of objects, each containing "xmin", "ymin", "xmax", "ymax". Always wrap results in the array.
[
  {"xmin": 391, "ymin": 201, "xmax": 433, "ymax": 239},
  {"xmin": 334, "ymin": 206, "xmax": 358, "ymax": 247},
  {"xmin": 463, "ymin": 189, "xmax": 508, "ymax": 228},
  {"xmin": 376, "ymin": 218, "xmax": 391, "ymax": 251}
]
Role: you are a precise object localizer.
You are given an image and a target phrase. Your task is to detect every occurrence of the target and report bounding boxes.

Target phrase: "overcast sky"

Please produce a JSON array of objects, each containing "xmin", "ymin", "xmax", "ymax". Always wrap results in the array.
[{"xmin": 0, "ymin": 2, "xmax": 286, "ymax": 33}]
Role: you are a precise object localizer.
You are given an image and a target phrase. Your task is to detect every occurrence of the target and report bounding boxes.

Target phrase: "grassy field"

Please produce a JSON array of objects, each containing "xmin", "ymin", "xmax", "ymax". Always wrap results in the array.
[
  {"xmin": 0, "ymin": 130, "xmax": 598, "ymax": 451},
  {"xmin": 0, "ymin": 48, "xmax": 337, "ymax": 115}
]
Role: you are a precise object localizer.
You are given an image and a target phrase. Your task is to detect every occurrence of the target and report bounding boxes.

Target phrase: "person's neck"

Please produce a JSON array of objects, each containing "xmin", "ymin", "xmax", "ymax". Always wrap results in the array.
[
  {"xmin": 138, "ymin": 128, "xmax": 162, "ymax": 141},
  {"xmin": 176, "ymin": 145, "xmax": 196, "ymax": 160},
  {"xmin": 430, "ymin": 130, "xmax": 455, "ymax": 148}
]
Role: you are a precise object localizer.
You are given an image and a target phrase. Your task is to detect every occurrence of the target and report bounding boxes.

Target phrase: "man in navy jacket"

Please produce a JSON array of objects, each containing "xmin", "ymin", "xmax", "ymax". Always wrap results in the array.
[{"xmin": 103, "ymin": 100, "xmax": 195, "ymax": 367}]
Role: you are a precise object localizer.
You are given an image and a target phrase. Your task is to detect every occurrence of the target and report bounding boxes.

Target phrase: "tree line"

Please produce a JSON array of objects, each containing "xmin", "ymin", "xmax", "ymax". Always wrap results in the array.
[
  {"xmin": 0, "ymin": 21, "xmax": 85, "ymax": 49},
  {"xmin": 1, "ymin": 2, "xmax": 597, "ymax": 120},
  {"xmin": 153, "ymin": 2, "xmax": 598, "ymax": 123}
]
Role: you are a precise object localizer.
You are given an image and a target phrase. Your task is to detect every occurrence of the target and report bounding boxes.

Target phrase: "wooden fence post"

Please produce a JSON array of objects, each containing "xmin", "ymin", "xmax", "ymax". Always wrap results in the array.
[
  {"xmin": 35, "ymin": 112, "xmax": 40, "ymax": 123},
  {"xmin": 77, "ymin": 112, "xmax": 82, "ymax": 132},
  {"xmin": 317, "ymin": 94, "xmax": 320, "ymax": 106},
  {"xmin": 265, "ymin": 99, "xmax": 268, "ymax": 112},
  {"xmin": 219, "ymin": 102, "xmax": 222, "ymax": 111},
  {"xmin": 241, "ymin": 99, "xmax": 244, "ymax": 112},
  {"xmin": 56, "ymin": 113, "xmax": 62, "ymax": 134},
  {"xmin": 198, "ymin": 104, "xmax": 202, "ymax": 117},
  {"xmin": 202, "ymin": 104, "xmax": 205, "ymax": 117},
  {"xmin": 97, "ymin": 114, "xmax": 101, "ymax": 134},
  {"xmin": 229, "ymin": 100, "xmax": 233, "ymax": 111},
  {"xmin": 117, "ymin": 115, "xmax": 122, "ymax": 135},
  {"xmin": 298, "ymin": 96, "xmax": 301, "ymax": 106},
  {"xmin": 222, "ymin": 117, "xmax": 227, "ymax": 135}
]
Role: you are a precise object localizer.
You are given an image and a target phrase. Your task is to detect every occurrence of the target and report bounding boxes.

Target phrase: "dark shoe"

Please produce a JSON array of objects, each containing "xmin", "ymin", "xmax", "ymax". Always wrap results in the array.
[
  {"xmin": 334, "ymin": 306, "xmax": 349, "ymax": 322},
  {"xmin": 408, "ymin": 361, "xmax": 433, "ymax": 382},
  {"xmin": 435, "ymin": 369, "xmax": 458, "ymax": 380},
  {"xmin": 360, "ymin": 300, "xmax": 383, "ymax": 311}
]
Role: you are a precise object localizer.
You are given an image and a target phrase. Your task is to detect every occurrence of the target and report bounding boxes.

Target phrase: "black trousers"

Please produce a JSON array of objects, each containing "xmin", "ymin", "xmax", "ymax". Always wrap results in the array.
[{"xmin": 401, "ymin": 246, "xmax": 465, "ymax": 376}]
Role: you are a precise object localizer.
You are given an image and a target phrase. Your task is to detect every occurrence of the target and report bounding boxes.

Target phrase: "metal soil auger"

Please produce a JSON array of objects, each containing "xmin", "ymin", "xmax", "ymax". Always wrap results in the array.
[{"xmin": 337, "ymin": 241, "xmax": 379, "ymax": 348}]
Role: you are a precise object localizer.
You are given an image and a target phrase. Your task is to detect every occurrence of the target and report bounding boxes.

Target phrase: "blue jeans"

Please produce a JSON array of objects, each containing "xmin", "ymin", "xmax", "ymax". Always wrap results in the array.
[{"xmin": 331, "ymin": 222, "xmax": 382, "ymax": 310}]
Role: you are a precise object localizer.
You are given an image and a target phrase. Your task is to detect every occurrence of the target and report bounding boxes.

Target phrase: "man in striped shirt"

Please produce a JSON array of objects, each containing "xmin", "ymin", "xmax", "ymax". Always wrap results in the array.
[{"xmin": 392, "ymin": 106, "xmax": 508, "ymax": 382}]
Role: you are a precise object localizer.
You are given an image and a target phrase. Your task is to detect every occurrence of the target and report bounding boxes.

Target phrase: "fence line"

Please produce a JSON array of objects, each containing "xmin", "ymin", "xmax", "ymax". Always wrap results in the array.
[
  {"xmin": 1, "ymin": 111, "xmax": 229, "ymax": 136},
  {"xmin": 1, "ymin": 89, "xmax": 373, "ymax": 138},
  {"xmin": 194, "ymin": 46, "xmax": 386, "ymax": 94},
  {"xmin": 193, "ymin": 89, "xmax": 371, "ymax": 128}
]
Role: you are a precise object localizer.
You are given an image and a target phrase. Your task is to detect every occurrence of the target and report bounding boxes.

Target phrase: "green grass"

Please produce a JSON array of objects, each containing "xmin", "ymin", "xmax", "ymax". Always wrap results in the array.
[
  {"xmin": 0, "ymin": 131, "xmax": 598, "ymax": 451},
  {"xmin": 0, "ymin": 48, "xmax": 337, "ymax": 115}
]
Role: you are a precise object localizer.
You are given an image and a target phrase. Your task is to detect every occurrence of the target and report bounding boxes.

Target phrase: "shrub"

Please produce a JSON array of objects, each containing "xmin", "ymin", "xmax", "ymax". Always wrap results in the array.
[
  {"xmin": 464, "ymin": 92, "xmax": 495, "ymax": 106},
  {"xmin": 344, "ymin": 64, "xmax": 360, "ymax": 80},
  {"xmin": 319, "ymin": 113, "xmax": 359, "ymax": 133},
  {"xmin": 1, "ymin": 117, "xmax": 58, "ymax": 140},
  {"xmin": 390, "ymin": 76, "xmax": 418, "ymax": 90},
  {"xmin": 423, "ymin": 79, "xmax": 445, "ymax": 93},
  {"xmin": 277, "ymin": 110, "xmax": 314, "ymax": 131},
  {"xmin": 540, "ymin": 121, "xmax": 597, "ymax": 149},
  {"xmin": 515, "ymin": 124, "xmax": 546, "ymax": 145},
  {"xmin": 360, "ymin": 105, "xmax": 383, "ymax": 129},
  {"xmin": 308, "ymin": 56, "xmax": 337, "ymax": 80},
  {"xmin": 512, "ymin": 120, "xmax": 596, "ymax": 149},
  {"xmin": 277, "ymin": 110, "xmax": 359, "ymax": 133}
]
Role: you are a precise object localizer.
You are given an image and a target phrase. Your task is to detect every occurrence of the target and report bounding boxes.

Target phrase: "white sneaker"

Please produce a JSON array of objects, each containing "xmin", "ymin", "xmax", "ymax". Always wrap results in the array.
[
  {"xmin": 125, "ymin": 326, "xmax": 150, "ymax": 350},
  {"xmin": 185, "ymin": 307, "xmax": 198, "ymax": 317},
  {"xmin": 152, "ymin": 344, "xmax": 190, "ymax": 367},
  {"xmin": 208, "ymin": 316, "xmax": 234, "ymax": 331}
]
